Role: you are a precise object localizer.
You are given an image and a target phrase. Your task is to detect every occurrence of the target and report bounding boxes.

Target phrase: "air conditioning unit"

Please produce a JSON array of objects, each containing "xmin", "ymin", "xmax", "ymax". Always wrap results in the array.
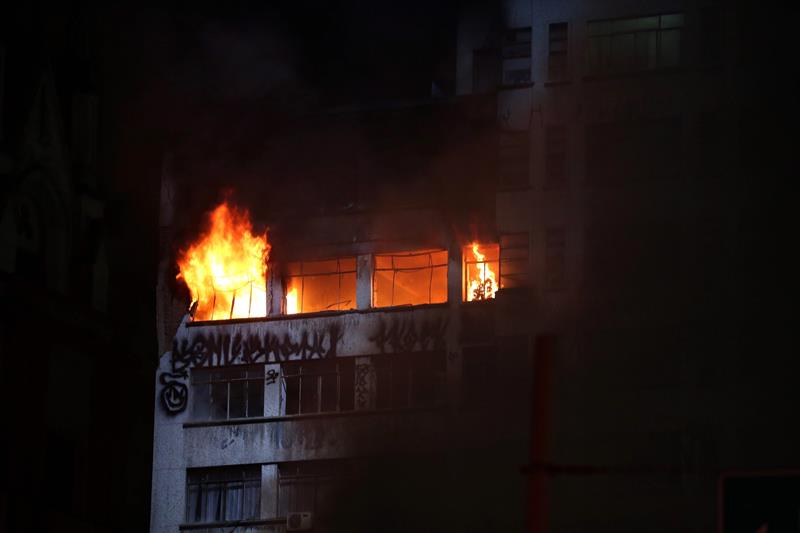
[{"xmin": 286, "ymin": 511, "xmax": 313, "ymax": 531}]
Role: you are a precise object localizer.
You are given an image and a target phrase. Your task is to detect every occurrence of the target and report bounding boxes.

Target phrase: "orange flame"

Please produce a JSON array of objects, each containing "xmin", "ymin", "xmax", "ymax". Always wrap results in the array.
[
  {"xmin": 467, "ymin": 242, "xmax": 497, "ymax": 301},
  {"xmin": 285, "ymin": 285, "xmax": 299, "ymax": 314},
  {"xmin": 176, "ymin": 201, "xmax": 270, "ymax": 321}
]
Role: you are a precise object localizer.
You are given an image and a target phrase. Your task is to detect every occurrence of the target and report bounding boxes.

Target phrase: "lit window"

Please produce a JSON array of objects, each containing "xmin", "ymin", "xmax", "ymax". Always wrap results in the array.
[
  {"xmin": 587, "ymin": 13, "xmax": 684, "ymax": 76},
  {"xmin": 463, "ymin": 243, "xmax": 500, "ymax": 301},
  {"xmin": 285, "ymin": 257, "xmax": 356, "ymax": 314},
  {"xmin": 373, "ymin": 250, "xmax": 448, "ymax": 307},
  {"xmin": 186, "ymin": 465, "xmax": 261, "ymax": 524},
  {"xmin": 191, "ymin": 366, "xmax": 265, "ymax": 421}
]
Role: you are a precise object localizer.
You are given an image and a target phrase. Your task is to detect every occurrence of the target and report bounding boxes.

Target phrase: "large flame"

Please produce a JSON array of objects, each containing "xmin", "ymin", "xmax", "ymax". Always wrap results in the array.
[
  {"xmin": 177, "ymin": 201, "xmax": 270, "ymax": 321},
  {"xmin": 467, "ymin": 242, "xmax": 498, "ymax": 301},
  {"xmin": 285, "ymin": 285, "xmax": 299, "ymax": 314}
]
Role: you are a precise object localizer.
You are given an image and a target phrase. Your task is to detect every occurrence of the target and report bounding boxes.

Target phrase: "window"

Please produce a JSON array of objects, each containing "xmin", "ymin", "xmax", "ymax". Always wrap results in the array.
[
  {"xmin": 544, "ymin": 125, "xmax": 567, "ymax": 190},
  {"xmin": 548, "ymin": 23, "xmax": 568, "ymax": 80},
  {"xmin": 285, "ymin": 257, "xmax": 356, "ymax": 314},
  {"xmin": 502, "ymin": 27, "xmax": 532, "ymax": 86},
  {"xmin": 473, "ymin": 47, "xmax": 501, "ymax": 93},
  {"xmin": 191, "ymin": 365, "xmax": 265, "ymax": 421},
  {"xmin": 186, "ymin": 465, "xmax": 261, "ymax": 524},
  {"xmin": 587, "ymin": 13, "xmax": 684, "ymax": 76},
  {"xmin": 374, "ymin": 352, "xmax": 446, "ymax": 409},
  {"xmin": 282, "ymin": 358, "xmax": 355, "ymax": 415},
  {"xmin": 545, "ymin": 227, "xmax": 566, "ymax": 290},
  {"xmin": 463, "ymin": 243, "xmax": 500, "ymax": 301},
  {"xmin": 373, "ymin": 250, "xmax": 447, "ymax": 307},
  {"xmin": 278, "ymin": 461, "xmax": 354, "ymax": 522},
  {"xmin": 499, "ymin": 233, "xmax": 529, "ymax": 289}
]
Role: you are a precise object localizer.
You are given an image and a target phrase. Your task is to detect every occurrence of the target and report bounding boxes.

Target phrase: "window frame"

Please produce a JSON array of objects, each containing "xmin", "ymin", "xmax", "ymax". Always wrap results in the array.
[
  {"xmin": 462, "ymin": 243, "xmax": 500, "ymax": 302},
  {"xmin": 372, "ymin": 249, "xmax": 449, "ymax": 308},
  {"xmin": 548, "ymin": 22, "xmax": 569, "ymax": 81},
  {"xmin": 185, "ymin": 465, "xmax": 261, "ymax": 525},
  {"xmin": 284, "ymin": 256, "xmax": 357, "ymax": 315},
  {"xmin": 191, "ymin": 364, "xmax": 266, "ymax": 422},
  {"xmin": 280, "ymin": 358, "xmax": 355, "ymax": 416}
]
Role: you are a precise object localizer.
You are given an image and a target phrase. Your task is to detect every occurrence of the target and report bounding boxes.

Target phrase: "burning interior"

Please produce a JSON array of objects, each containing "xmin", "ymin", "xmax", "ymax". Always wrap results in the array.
[{"xmin": 176, "ymin": 202, "xmax": 521, "ymax": 321}]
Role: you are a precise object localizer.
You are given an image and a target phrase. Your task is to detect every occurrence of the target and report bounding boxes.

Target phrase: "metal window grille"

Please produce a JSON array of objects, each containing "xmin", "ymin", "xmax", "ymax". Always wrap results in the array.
[
  {"xmin": 373, "ymin": 250, "xmax": 448, "ymax": 307},
  {"xmin": 587, "ymin": 13, "xmax": 684, "ymax": 76},
  {"xmin": 548, "ymin": 22, "xmax": 568, "ymax": 80},
  {"xmin": 277, "ymin": 460, "xmax": 354, "ymax": 519},
  {"xmin": 462, "ymin": 243, "xmax": 500, "ymax": 301},
  {"xmin": 499, "ymin": 233, "xmax": 530, "ymax": 289},
  {"xmin": 191, "ymin": 365, "xmax": 265, "ymax": 421},
  {"xmin": 186, "ymin": 465, "xmax": 261, "ymax": 524},
  {"xmin": 285, "ymin": 257, "xmax": 357, "ymax": 314},
  {"xmin": 373, "ymin": 352, "xmax": 446, "ymax": 410},
  {"xmin": 281, "ymin": 358, "xmax": 355, "ymax": 415}
]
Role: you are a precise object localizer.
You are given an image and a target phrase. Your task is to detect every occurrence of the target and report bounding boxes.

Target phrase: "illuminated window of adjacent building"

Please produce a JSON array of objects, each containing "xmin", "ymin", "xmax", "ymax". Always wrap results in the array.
[
  {"xmin": 548, "ymin": 22, "xmax": 568, "ymax": 80},
  {"xmin": 587, "ymin": 13, "xmax": 684, "ymax": 76},
  {"xmin": 282, "ymin": 358, "xmax": 355, "ymax": 415},
  {"xmin": 463, "ymin": 243, "xmax": 500, "ymax": 301},
  {"xmin": 373, "ymin": 250, "xmax": 448, "ymax": 307},
  {"xmin": 186, "ymin": 465, "xmax": 261, "ymax": 524},
  {"xmin": 285, "ymin": 257, "xmax": 357, "ymax": 314},
  {"xmin": 191, "ymin": 366, "xmax": 265, "ymax": 421},
  {"xmin": 499, "ymin": 233, "xmax": 529, "ymax": 289}
]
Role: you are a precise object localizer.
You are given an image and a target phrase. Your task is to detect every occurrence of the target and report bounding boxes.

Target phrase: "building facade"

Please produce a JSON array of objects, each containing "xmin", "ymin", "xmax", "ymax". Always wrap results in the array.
[{"xmin": 152, "ymin": 1, "xmax": 799, "ymax": 532}]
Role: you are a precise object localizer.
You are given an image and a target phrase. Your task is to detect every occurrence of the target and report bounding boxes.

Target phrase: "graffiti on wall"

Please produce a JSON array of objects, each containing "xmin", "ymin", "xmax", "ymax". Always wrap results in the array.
[
  {"xmin": 159, "ymin": 324, "xmax": 343, "ymax": 414},
  {"xmin": 369, "ymin": 316, "xmax": 448, "ymax": 354}
]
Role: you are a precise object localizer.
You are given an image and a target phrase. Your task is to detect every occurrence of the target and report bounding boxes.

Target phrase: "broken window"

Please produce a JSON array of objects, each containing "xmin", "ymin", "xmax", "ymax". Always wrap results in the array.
[
  {"xmin": 373, "ymin": 352, "xmax": 446, "ymax": 409},
  {"xmin": 587, "ymin": 13, "xmax": 684, "ymax": 76},
  {"xmin": 373, "ymin": 250, "xmax": 448, "ymax": 307},
  {"xmin": 499, "ymin": 233, "xmax": 530, "ymax": 289},
  {"xmin": 186, "ymin": 465, "xmax": 261, "ymax": 524},
  {"xmin": 191, "ymin": 365, "xmax": 265, "ymax": 421},
  {"xmin": 285, "ymin": 257, "xmax": 357, "ymax": 314},
  {"xmin": 282, "ymin": 358, "xmax": 355, "ymax": 415},
  {"xmin": 463, "ymin": 243, "xmax": 500, "ymax": 301}
]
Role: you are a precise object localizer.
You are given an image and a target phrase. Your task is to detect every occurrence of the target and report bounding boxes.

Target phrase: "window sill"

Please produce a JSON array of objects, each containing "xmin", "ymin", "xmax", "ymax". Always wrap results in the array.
[
  {"xmin": 180, "ymin": 518, "xmax": 286, "ymax": 530},
  {"xmin": 187, "ymin": 302, "xmax": 449, "ymax": 327},
  {"xmin": 183, "ymin": 405, "xmax": 447, "ymax": 429}
]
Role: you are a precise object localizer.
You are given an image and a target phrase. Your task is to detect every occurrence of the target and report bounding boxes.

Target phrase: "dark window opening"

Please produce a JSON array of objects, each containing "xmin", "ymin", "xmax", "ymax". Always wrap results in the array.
[
  {"xmin": 587, "ymin": 13, "xmax": 684, "ymax": 76},
  {"xmin": 548, "ymin": 22, "xmax": 569, "ymax": 80},
  {"xmin": 282, "ymin": 358, "xmax": 355, "ymax": 416},
  {"xmin": 502, "ymin": 27, "xmax": 532, "ymax": 86},
  {"xmin": 186, "ymin": 465, "xmax": 261, "ymax": 524},
  {"xmin": 373, "ymin": 352, "xmax": 446, "ymax": 410},
  {"xmin": 191, "ymin": 365, "xmax": 265, "ymax": 421}
]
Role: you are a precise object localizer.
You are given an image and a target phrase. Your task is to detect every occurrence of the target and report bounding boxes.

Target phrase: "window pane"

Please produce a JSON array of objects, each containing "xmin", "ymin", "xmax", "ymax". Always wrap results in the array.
[
  {"xmin": 192, "ymin": 382, "xmax": 211, "ymax": 421},
  {"xmin": 300, "ymin": 374, "xmax": 319, "ymax": 414},
  {"xmin": 285, "ymin": 375, "xmax": 299, "ymax": 415},
  {"xmin": 203, "ymin": 483, "xmax": 223, "ymax": 522},
  {"xmin": 301, "ymin": 259, "xmax": 339, "ymax": 275},
  {"xmin": 229, "ymin": 380, "xmax": 246, "ymax": 418},
  {"xmin": 225, "ymin": 482, "xmax": 244, "ymax": 520},
  {"xmin": 243, "ymin": 480, "xmax": 260, "ymax": 520},
  {"xmin": 211, "ymin": 382, "xmax": 228, "ymax": 420},
  {"xmin": 247, "ymin": 379, "xmax": 264, "ymax": 418},
  {"xmin": 339, "ymin": 359, "xmax": 355, "ymax": 411}
]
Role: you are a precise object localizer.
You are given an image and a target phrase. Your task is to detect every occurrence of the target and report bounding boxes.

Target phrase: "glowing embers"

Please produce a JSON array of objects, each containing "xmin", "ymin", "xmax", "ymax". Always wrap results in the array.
[
  {"xmin": 463, "ymin": 243, "xmax": 499, "ymax": 301},
  {"xmin": 373, "ymin": 249, "xmax": 448, "ymax": 307},
  {"xmin": 177, "ymin": 202, "xmax": 270, "ymax": 321},
  {"xmin": 285, "ymin": 257, "xmax": 356, "ymax": 314}
]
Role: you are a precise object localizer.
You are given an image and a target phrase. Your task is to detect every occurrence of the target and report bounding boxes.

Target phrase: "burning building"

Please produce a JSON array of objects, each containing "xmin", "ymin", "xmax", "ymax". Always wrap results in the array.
[{"xmin": 150, "ymin": 1, "xmax": 799, "ymax": 532}]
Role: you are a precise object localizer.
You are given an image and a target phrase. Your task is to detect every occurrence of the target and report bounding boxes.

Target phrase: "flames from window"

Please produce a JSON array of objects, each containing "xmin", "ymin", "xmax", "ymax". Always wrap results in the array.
[
  {"xmin": 176, "ymin": 201, "xmax": 270, "ymax": 321},
  {"xmin": 465, "ymin": 243, "xmax": 498, "ymax": 301}
]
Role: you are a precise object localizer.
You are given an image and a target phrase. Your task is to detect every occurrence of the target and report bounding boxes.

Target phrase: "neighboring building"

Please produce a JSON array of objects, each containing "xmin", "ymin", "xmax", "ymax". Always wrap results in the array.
[{"xmin": 151, "ymin": 2, "xmax": 799, "ymax": 533}]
